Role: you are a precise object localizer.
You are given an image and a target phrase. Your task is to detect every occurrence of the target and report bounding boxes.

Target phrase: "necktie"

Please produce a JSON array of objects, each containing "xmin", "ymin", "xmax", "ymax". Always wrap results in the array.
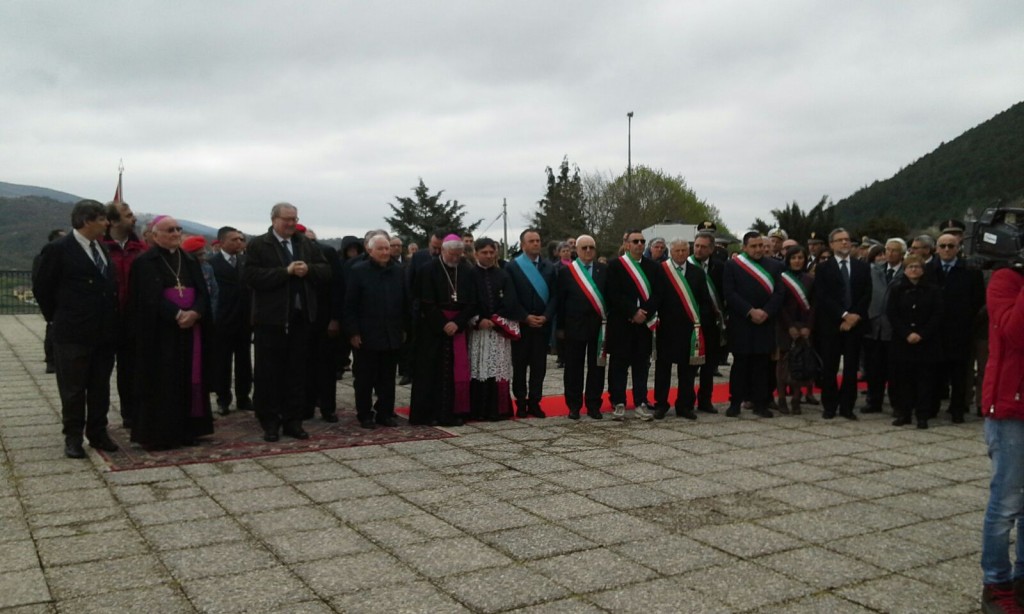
[
  {"xmin": 281, "ymin": 239, "xmax": 293, "ymax": 264},
  {"xmin": 228, "ymin": 254, "xmax": 237, "ymax": 268},
  {"xmin": 585, "ymin": 264, "xmax": 592, "ymax": 276},
  {"xmin": 943, "ymin": 263, "xmax": 951, "ymax": 274},
  {"xmin": 839, "ymin": 260, "xmax": 851, "ymax": 309},
  {"xmin": 885, "ymin": 267, "xmax": 894, "ymax": 283},
  {"xmin": 89, "ymin": 241, "xmax": 106, "ymax": 275}
]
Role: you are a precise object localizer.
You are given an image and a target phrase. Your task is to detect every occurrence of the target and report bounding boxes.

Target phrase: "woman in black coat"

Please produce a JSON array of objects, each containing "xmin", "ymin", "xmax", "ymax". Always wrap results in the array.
[
  {"xmin": 886, "ymin": 254, "xmax": 944, "ymax": 428},
  {"xmin": 776, "ymin": 246, "xmax": 815, "ymax": 414}
]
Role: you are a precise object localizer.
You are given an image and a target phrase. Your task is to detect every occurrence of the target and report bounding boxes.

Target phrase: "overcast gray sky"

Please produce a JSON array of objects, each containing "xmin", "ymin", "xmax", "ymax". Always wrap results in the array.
[{"xmin": 2, "ymin": 0, "xmax": 1021, "ymax": 240}]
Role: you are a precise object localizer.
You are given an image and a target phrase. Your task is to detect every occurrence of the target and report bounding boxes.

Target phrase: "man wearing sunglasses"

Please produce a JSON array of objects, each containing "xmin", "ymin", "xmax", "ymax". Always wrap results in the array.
[{"xmin": 605, "ymin": 229, "xmax": 660, "ymax": 420}]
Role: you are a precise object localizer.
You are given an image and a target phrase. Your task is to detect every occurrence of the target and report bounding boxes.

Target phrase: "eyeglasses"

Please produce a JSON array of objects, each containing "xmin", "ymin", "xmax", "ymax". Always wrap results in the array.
[
  {"xmin": 161, "ymin": 226, "xmax": 183, "ymax": 233},
  {"xmin": 630, "ymin": 239, "xmax": 646, "ymax": 245},
  {"xmin": 832, "ymin": 237, "xmax": 851, "ymax": 243},
  {"xmin": 578, "ymin": 245, "xmax": 596, "ymax": 251},
  {"xmin": 937, "ymin": 243, "xmax": 958, "ymax": 249}
]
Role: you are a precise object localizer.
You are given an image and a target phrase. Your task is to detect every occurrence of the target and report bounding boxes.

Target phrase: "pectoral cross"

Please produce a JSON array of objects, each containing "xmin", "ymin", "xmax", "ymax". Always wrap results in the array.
[
  {"xmin": 451, "ymin": 291, "xmax": 458, "ymax": 302},
  {"xmin": 174, "ymin": 278, "xmax": 185, "ymax": 298}
]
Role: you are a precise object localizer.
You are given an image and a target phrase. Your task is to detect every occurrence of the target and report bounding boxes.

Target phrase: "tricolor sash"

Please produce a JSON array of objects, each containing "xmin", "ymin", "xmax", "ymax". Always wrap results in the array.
[
  {"xmin": 514, "ymin": 254, "xmax": 550, "ymax": 304},
  {"xmin": 569, "ymin": 260, "xmax": 608, "ymax": 366},
  {"xmin": 662, "ymin": 262, "xmax": 705, "ymax": 365},
  {"xmin": 689, "ymin": 255, "xmax": 727, "ymax": 345},
  {"xmin": 620, "ymin": 256, "xmax": 659, "ymax": 330},
  {"xmin": 734, "ymin": 253, "xmax": 775, "ymax": 294},
  {"xmin": 780, "ymin": 271, "xmax": 812, "ymax": 313}
]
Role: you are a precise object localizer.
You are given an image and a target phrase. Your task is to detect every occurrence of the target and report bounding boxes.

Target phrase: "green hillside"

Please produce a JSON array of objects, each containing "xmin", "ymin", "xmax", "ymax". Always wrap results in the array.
[
  {"xmin": 833, "ymin": 100, "xmax": 1024, "ymax": 230},
  {"xmin": 0, "ymin": 196, "xmax": 74, "ymax": 270}
]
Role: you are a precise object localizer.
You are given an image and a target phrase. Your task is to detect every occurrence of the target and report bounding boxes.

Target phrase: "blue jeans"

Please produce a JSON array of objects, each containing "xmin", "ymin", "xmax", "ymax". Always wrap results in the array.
[{"xmin": 982, "ymin": 419, "xmax": 1024, "ymax": 584}]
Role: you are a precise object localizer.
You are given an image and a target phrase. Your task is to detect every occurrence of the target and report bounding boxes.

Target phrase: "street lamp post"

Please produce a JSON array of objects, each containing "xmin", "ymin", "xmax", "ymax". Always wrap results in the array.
[{"xmin": 627, "ymin": 111, "xmax": 634, "ymax": 204}]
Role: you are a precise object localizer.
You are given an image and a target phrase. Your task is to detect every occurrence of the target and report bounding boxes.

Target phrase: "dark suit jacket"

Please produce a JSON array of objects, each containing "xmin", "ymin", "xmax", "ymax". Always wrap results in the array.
[
  {"xmin": 723, "ymin": 255, "xmax": 784, "ymax": 355},
  {"xmin": 605, "ymin": 255, "xmax": 660, "ymax": 355},
  {"xmin": 654, "ymin": 261, "xmax": 714, "ymax": 363},
  {"xmin": 506, "ymin": 255, "xmax": 557, "ymax": 323},
  {"xmin": 812, "ymin": 256, "xmax": 871, "ymax": 337},
  {"xmin": 934, "ymin": 259, "xmax": 986, "ymax": 350},
  {"xmin": 209, "ymin": 251, "xmax": 249, "ymax": 334},
  {"xmin": 556, "ymin": 261, "xmax": 607, "ymax": 341},
  {"xmin": 343, "ymin": 259, "xmax": 408, "ymax": 351},
  {"xmin": 33, "ymin": 233, "xmax": 118, "ymax": 346},
  {"xmin": 242, "ymin": 229, "xmax": 331, "ymax": 326}
]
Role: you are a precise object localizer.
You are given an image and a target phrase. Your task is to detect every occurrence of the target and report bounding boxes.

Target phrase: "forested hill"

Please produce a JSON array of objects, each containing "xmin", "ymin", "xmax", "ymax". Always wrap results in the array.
[
  {"xmin": 833, "ymin": 100, "xmax": 1024, "ymax": 230},
  {"xmin": 0, "ymin": 196, "xmax": 74, "ymax": 270}
]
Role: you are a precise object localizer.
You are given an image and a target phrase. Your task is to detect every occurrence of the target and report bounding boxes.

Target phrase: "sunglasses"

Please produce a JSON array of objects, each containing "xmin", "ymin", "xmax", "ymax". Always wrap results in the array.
[
  {"xmin": 630, "ymin": 238, "xmax": 646, "ymax": 245},
  {"xmin": 937, "ymin": 243, "xmax": 957, "ymax": 249},
  {"xmin": 578, "ymin": 245, "xmax": 596, "ymax": 251}
]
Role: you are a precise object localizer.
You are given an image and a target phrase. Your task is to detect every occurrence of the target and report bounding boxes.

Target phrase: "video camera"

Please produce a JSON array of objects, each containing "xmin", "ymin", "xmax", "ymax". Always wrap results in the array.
[{"xmin": 963, "ymin": 207, "xmax": 1024, "ymax": 270}]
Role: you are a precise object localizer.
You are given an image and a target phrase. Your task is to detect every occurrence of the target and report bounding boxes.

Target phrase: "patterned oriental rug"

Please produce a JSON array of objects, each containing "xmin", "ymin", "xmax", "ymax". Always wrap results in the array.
[{"xmin": 97, "ymin": 411, "xmax": 456, "ymax": 472}]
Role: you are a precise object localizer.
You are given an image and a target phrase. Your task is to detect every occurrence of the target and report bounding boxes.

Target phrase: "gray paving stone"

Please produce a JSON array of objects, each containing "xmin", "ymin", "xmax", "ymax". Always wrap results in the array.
[
  {"xmin": 537, "ymin": 468, "xmax": 625, "ymax": 490},
  {"xmin": 36, "ymin": 529, "xmax": 148, "ymax": 566},
  {"xmin": 182, "ymin": 566, "xmax": 316, "ymax": 613},
  {"xmin": 601, "ymin": 461, "xmax": 684, "ymax": 483},
  {"xmin": 0, "ymin": 567, "xmax": 51, "ymax": 609},
  {"xmin": 160, "ymin": 540, "xmax": 278, "ymax": 580},
  {"xmin": 393, "ymin": 536, "xmax": 512, "ymax": 576},
  {"xmin": 294, "ymin": 476, "xmax": 389, "ymax": 502},
  {"xmin": 758, "ymin": 545, "xmax": 887, "ymax": 589},
  {"xmin": 141, "ymin": 515, "xmax": 249, "ymax": 551},
  {"xmin": 588, "ymin": 577, "xmax": 728, "ymax": 614},
  {"xmin": 480, "ymin": 524, "xmax": 596, "ymax": 560},
  {"xmin": 556, "ymin": 511, "xmax": 668, "ymax": 546},
  {"xmin": 438, "ymin": 565, "xmax": 570, "ymax": 614},
  {"xmin": 507, "ymin": 597, "xmax": 607, "ymax": 613},
  {"xmin": 874, "ymin": 491, "xmax": 979, "ymax": 520},
  {"xmin": 354, "ymin": 514, "xmax": 464, "ymax": 548},
  {"xmin": 435, "ymin": 501, "xmax": 545, "ymax": 534},
  {"xmin": 330, "ymin": 580, "xmax": 469, "ymax": 613},
  {"xmin": 902, "ymin": 553, "xmax": 980, "ymax": 599},
  {"xmin": 513, "ymin": 492, "xmax": 615, "ymax": 520},
  {"xmin": 213, "ymin": 485, "xmax": 310, "ymax": 514},
  {"xmin": 610, "ymin": 534, "xmax": 735, "ymax": 575},
  {"xmin": 17, "ymin": 471, "xmax": 106, "ymax": 496},
  {"xmin": 758, "ymin": 482, "xmax": 856, "ymax": 510},
  {"xmin": 195, "ymin": 468, "xmax": 286, "ymax": 493},
  {"xmin": 293, "ymin": 551, "xmax": 419, "ymax": 596},
  {"xmin": 680, "ymin": 560, "xmax": 813, "ymax": 611},
  {"xmin": 829, "ymin": 532, "xmax": 948, "ymax": 572},
  {"xmin": 837, "ymin": 574, "xmax": 976, "ymax": 613},
  {"xmin": 325, "ymin": 494, "xmax": 422, "ymax": 523},
  {"xmin": 583, "ymin": 483, "xmax": 678, "ymax": 510},
  {"xmin": 23, "ymin": 488, "xmax": 119, "ymax": 514},
  {"xmin": 102, "ymin": 466, "xmax": 185, "ymax": 484},
  {"xmin": 0, "ymin": 540, "xmax": 40, "ymax": 572},
  {"xmin": 528, "ymin": 547, "xmax": 658, "ymax": 592},
  {"xmin": 474, "ymin": 474, "xmax": 565, "ymax": 500},
  {"xmin": 755, "ymin": 508, "xmax": 872, "ymax": 543},
  {"xmin": 126, "ymin": 496, "xmax": 226, "ymax": 526},
  {"xmin": 56, "ymin": 584, "xmax": 192, "ymax": 614},
  {"xmin": 371, "ymin": 469, "xmax": 452, "ymax": 492},
  {"xmin": 264, "ymin": 526, "xmax": 377, "ymax": 563},
  {"xmin": 688, "ymin": 522, "xmax": 802, "ymax": 558},
  {"xmin": 270, "ymin": 462, "xmax": 359, "ymax": 483},
  {"xmin": 892, "ymin": 520, "xmax": 983, "ymax": 559},
  {"xmin": 814, "ymin": 474, "xmax": 908, "ymax": 499},
  {"xmin": 648, "ymin": 475, "xmax": 741, "ymax": 500},
  {"xmin": 43, "ymin": 554, "xmax": 167, "ymax": 599},
  {"xmin": 754, "ymin": 593, "xmax": 879, "ymax": 613}
]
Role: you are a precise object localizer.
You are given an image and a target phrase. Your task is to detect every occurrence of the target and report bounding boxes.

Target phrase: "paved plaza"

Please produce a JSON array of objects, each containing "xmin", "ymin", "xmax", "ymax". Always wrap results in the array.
[{"xmin": 0, "ymin": 314, "xmax": 988, "ymax": 613}]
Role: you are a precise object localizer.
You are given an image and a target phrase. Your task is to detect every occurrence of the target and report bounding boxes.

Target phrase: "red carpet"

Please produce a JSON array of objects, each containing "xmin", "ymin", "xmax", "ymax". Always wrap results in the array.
[{"xmin": 97, "ymin": 411, "xmax": 454, "ymax": 472}]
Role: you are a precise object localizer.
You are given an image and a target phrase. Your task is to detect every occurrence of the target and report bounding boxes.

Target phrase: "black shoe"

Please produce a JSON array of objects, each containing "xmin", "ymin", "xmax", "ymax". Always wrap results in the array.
[
  {"xmin": 713, "ymin": 370, "xmax": 724, "ymax": 377},
  {"xmin": 515, "ymin": 402, "xmax": 528, "ymax": 418},
  {"xmin": 753, "ymin": 407, "xmax": 774, "ymax": 418},
  {"xmin": 398, "ymin": 375, "xmax": 412, "ymax": 386},
  {"xmin": 587, "ymin": 410, "xmax": 603, "ymax": 420},
  {"xmin": 839, "ymin": 411, "xmax": 858, "ymax": 421},
  {"xmin": 725, "ymin": 404, "xmax": 741, "ymax": 417},
  {"xmin": 216, "ymin": 404, "xmax": 231, "ymax": 416},
  {"xmin": 568, "ymin": 409, "xmax": 581, "ymax": 420},
  {"xmin": 122, "ymin": 420, "xmax": 133, "ymax": 430},
  {"xmin": 804, "ymin": 395, "xmax": 820, "ymax": 405},
  {"xmin": 860, "ymin": 406, "xmax": 883, "ymax": 414},
  {"xmin": 181, "ymin": 438, "xmax": 200, "ymax": 447},
  {"xmin": 64, "ymin": 439, "xmax": 86, "ymax": 459},
  {"xmin": 438, "ymin": 417, "xmax": 465, "ymax": 427},
  {"xmin": 917, "ymin": 420, "xmax": 929, "ymax": 429},
  {"xmin": 376, "ymin": 416, "xmax": 398, "ymax": 427},
  {"xmin": 677, "ymin": 408, "xmax": 698, "ymax": 420},
  {"xmin": 822, "ymin": 410, "xmax": 836, "ymax": 420},
  {"xmin": 322, "ymin": 412, "xmax": 339, "ymax": 423},
  {"xmin": 892, "ymin": 417, "xmax": 912, "ymax": 426},
  {"xmin": 263, "ymin": 429, "xmax": 280, "ymax": 442},
  {"xmin": 237, "ymin": 397, "xmax": 253, "ymax": 411},
  {"xmin": 951, "ymin": 414, "xmax": 965, "ymax": 424},
  {"xmin": 359, "ymin": 419, "xmax": 377, "ymax": 430},
  {"xmin": 653, "ymin": 406, "xmax": 669, "ymax": 420},
  {"xmin": 45, "ymin": 363, "xmax": 56, "ymax": 374},
  {"xmin": 282, "ymin": 424, "xmax": 310, "ymax": 440},
  {"xmin": 526, "ymin": 405, "xmax": 546, "ymax": 418},
  {"xmin": 697, "ymin": 404, "xmax": 718, "ymax": 414},
  {"xmin": 88, "ymin": 433, "xmax": 119, "ymax": 452}
]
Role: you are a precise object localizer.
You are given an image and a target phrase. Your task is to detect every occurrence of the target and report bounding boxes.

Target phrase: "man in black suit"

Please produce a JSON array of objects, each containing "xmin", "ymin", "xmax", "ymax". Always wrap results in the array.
[
  {"xmin": 209, "ymin": 226, "xmax": 252, "ymax": 415},
  {"xmin": 813, "ymin": 227, "xmax": 872, "ymax": 420},
  {"xmin": 690, "ymin": 230, "xmax": 726, "ymax": 413},
  {"xmin": 33, "ymin": 200, "xmax": 120, "ymax": 458},
  {"xmin": 556, "ymin": 234, "xmax": 607, "ymax": 420},
  {"xmin": 242, "ymin": 203, "xmax": 331, "ymax": 442},
  {"xmin": 32, "ymin": 228, "xmax": 67, "ymax": 374},
  {"xmin": 506, "ymin": 228, "xmax": 557, "ymax": 418},
  {"xmin": 652, "ymin": 239, "xmax": 715, "ymax": 420},
  {"xmin": 606, "ymin": 229, "xmax": 660, "ymax": 421},
  {"xmin": 933, "ymin": 232, "xmax": 985, "ymax": 422}
]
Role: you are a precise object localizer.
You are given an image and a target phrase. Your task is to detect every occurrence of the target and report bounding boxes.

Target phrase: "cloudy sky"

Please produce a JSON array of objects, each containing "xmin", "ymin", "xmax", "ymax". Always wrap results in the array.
[{"xmin": 2, "ymin": 1, "xmax": 1021, "ymax": 240}]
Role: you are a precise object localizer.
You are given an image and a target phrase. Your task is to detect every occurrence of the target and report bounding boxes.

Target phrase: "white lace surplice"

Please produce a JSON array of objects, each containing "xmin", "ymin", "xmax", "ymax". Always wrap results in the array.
[{"xmin": 469, "ymin": 328, "xmax": 513, "ymax": 382}]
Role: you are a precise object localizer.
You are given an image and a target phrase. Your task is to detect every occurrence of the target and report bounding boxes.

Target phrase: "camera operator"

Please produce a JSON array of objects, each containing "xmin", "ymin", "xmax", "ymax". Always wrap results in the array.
[{"xmin": 980, "ymin": 261, "xmax": 1024, "ymax": 612}]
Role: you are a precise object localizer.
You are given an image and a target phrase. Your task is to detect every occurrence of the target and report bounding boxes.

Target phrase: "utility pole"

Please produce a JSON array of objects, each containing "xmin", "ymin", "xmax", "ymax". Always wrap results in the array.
[
  {"xmin": 627, "ymin": 111, "xmax": 634, "ymax": 206},
  {"xmin": 502, "ymin": 198, "xmax": 508, "ymax": 260}
]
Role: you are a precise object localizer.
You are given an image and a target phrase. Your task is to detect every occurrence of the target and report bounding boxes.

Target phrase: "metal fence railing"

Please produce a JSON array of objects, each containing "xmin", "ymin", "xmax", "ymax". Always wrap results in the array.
[{"xmin": 0, "ymin": 271, "xmax": 40, "ymax": 315}]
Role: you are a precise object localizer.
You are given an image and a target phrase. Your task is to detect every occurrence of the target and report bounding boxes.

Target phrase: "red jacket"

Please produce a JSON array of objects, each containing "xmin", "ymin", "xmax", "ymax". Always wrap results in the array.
[
  {"xmin": 102, "ymin": 232, "xmax": 148, "ymax": 310},
  {"xmin": 982, "ymin": 267, "xmax": 1024, "ymax": 420}
]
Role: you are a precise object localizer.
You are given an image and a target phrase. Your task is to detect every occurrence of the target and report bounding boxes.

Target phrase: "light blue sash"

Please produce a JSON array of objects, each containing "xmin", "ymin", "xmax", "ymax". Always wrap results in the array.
[{"xmin": 514, "ymin": 254, "xmax": 550, "ymax": 303}]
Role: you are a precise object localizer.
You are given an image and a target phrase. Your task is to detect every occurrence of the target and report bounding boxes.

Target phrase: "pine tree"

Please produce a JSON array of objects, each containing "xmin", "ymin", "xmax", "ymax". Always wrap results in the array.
[
  {"xmin": 529, "ymin": 157, "xmax": 588, "ymax": 243},
  {"xmin": 384, "ymin": 178, "xmax": 481, "ymax": 245}
]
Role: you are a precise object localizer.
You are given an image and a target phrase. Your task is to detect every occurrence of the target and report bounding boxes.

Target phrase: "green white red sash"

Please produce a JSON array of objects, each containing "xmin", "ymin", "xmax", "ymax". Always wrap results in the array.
[
  {"xmin": 689, "ymin": 255, "xmax": 727, "ymax": 345},
  {"xmin": 663, "ymin": 261, "xmax": 705, "ymax": 365},
  {"xmin": 780, "ymin": 271, "xmax": 811, "ymax": 312},
  {"xmin": 735, "ymin": 253, "xmax": 775, "ymax": 294},
  {"xmin": 569, "ymin": 260, "xmax": 608, "ymax": 365},
  {"xmin": 620, "ymin": 256, "xmax": 659, "ymax": 330}
]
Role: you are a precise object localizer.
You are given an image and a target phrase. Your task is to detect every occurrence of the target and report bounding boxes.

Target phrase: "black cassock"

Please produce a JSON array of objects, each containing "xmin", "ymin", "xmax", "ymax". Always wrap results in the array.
[{"xmin": 128, "ymin": 248, "xmax": 214, "ymax": 447}]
